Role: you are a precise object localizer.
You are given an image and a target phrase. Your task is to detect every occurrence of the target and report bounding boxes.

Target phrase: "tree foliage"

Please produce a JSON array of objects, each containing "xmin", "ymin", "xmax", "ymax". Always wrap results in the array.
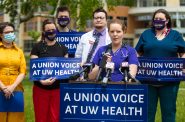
[
  {"xmin": 28, "ymin": 31, "xmax": 41, "ymax": 42},
  {"xmin": 0, "ymin": 0, "xmax": 135, "ymax": 30}
]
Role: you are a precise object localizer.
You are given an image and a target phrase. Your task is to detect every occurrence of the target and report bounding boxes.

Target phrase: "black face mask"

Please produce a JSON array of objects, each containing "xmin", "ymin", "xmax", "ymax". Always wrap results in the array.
[
  {"xmin": 44, "ymin": 30, "xmax": 57, "ymax": 41},
  {"xmin": 152, "ymin": 19, "xmax": 166, "ymax": 30},
  {"xmin": 57, "ymin": 17, "xmax": 70, "ymax": 28}
]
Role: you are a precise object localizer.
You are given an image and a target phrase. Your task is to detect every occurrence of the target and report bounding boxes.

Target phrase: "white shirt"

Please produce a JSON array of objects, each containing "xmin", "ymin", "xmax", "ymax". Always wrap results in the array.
[{"xmin": 75, "ymin": 28, "xmax": 111, "ymax": 64}]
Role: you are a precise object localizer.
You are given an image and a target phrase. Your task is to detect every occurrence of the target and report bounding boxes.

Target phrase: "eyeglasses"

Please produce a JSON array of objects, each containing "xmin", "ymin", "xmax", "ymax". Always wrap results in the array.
[{"xmin": 93, "ymin": 16, "xmax": 105, "ymax": 20}]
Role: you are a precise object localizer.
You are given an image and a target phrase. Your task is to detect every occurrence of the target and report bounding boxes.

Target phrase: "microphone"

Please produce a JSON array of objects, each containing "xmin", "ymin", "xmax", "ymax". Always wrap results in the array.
[
  {"xmin": 102, "ymin": 62, "xmax": 114, "ymax": 84},
  {"xmin": 95, "ymin": 54, "xmax": 107, "ymax": 82},
  {"xmin": 69, "ymin": 63, "xmax": 94, "ymax": 80},
  {"xmin": 128, "ymin": 72, "xmax": 140, "ymax": 84},
  {"xmin": 120, "ymin": 62, "xmax": 129, "ymax": 82},
  {"xmin": 83, "ymin": 63, "xmax": 95, "ymax": 79},
  {"xmin": 96, "ymin": 44, "xmax": 112, "ymax": 82},
  {"xmin": 120, "ymin": 62, "xmax": 140, "ymax": 84}
]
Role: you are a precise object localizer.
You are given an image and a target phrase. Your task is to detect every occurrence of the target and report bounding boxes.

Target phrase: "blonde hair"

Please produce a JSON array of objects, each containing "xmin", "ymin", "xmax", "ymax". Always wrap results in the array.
[{"xmin": 108, "ymin": 19, "xmax": 127, "ymax": 33}]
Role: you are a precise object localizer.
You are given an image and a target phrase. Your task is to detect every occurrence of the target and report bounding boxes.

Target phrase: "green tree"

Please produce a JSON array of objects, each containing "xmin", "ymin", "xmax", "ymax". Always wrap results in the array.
[
  {"xmin": 28, "ymin": 31, "xmax": 41, "ymax": 42},
  {"xmin": 0, "ymin": 0, "xmax": 134, "ymax": 47}
]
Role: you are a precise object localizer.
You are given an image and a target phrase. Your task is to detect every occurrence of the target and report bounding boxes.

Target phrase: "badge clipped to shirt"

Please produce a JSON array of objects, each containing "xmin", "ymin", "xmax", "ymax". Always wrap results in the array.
[
  {"xmin": 0, "ymin": 91, "xmax": 24, "ymax": 112},
  {"xmin": 89, "ymin": 39, "xmax": 95, "ymax": 45}
]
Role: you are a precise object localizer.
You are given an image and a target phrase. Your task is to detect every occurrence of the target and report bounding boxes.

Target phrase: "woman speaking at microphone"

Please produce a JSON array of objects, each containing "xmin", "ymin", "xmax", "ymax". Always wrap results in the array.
[
  {"xmin": 89, "ymin": 19, "xmax": 138, "ymax": 82},
  {"xmin": 30, "ymin": 19, "xmax": 68, "ymax": 122}
]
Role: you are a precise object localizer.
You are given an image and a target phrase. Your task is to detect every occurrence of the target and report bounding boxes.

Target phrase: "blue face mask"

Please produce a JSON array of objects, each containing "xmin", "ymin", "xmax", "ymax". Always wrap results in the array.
[
  {"xmin": 152, "ymin": 19, "xmax": 166, "ymax": 30},
  {"xmin": 44, "ymin": 30, "xmax": 57, "ymax": 41},
  {"xmin": 3, "ymin": 32, "xmax": 16, "ymax": 43},
  {"xmin": 57, "ymin": 17, "xmax": 70, "ymax": 28}
]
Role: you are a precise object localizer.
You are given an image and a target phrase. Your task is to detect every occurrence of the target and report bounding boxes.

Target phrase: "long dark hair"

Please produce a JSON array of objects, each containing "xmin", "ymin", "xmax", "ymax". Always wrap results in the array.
[
  {"xmin": 0, "ymin": 22, "xmax": 15, "ymax": 41},
  {"xmin": 152, "ymin": 9, "xmax": 172, "ymax": 28}
]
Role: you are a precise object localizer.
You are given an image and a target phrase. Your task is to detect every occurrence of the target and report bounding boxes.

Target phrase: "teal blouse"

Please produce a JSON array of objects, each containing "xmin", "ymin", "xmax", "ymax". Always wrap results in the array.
[{"xmin": 135, "ymin": 29, "xmax": 185, "ymax": 57}]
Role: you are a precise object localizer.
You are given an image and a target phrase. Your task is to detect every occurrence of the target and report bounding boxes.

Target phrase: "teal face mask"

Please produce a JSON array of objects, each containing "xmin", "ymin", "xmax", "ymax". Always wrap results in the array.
[{"xmin": 3, "ymin": 32, "xmax": 16, "ymax": 43}]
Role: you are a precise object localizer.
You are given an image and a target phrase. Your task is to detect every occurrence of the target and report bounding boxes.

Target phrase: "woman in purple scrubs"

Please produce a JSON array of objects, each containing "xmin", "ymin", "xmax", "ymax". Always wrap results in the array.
[{"xmin": 89, "ymin": 19, "xmax": 138, "ymax": 82}]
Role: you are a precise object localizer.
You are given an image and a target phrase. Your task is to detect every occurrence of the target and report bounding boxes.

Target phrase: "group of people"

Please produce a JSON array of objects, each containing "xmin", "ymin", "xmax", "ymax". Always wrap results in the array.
[{"xmin": 0, "ymin": 6, "xmax": 185, "ymax": 122}]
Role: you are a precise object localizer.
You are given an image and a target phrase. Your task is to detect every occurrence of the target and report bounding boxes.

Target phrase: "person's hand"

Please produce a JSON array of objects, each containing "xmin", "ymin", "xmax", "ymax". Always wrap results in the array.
[
  {"xmin": 40, "ymin": 77, "xmax": 56, "ymax": 85},
  {"xmin": 6, "ymin": 84, "xmax": 16, "ymax": 94},
  {"xmin": 3, "ymin": 85, "xmax": 14, "ymax": 99},
  {"xmin": 183, "ymin": 68, "xmax": 185, "ymax": 74},
  {"xmin": 80, "ymin": 62, "xmax": 84, "ymax": 67},
  {"xmin": 105, "ymin": 53, "xmax": 112, "ymax": 62},
  {"xmin": 89, "ymin": 40, "xmax": 95, "ymax": 45}
]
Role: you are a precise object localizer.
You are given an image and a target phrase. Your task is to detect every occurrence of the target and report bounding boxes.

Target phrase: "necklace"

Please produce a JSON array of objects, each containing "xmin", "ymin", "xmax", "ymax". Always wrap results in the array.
[{"xmin": 155, "ymin": 29, "xmax": 169, "ymax": 40}]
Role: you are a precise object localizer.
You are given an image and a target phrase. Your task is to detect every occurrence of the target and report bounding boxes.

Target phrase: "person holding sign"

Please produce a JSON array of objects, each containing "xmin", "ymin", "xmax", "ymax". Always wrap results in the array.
[
  {"xmin": 135, "ymin": 9, "xmax": 185, "ymax": 122},
  {"xmin": 75, "ymin": 7, "xmax": 111, "ymax": 64},
  {"xmin": 30, "ymin": 19, "xmax": 68, "ymax": 122},
  {"xmin": 89, "ymin": 19, "xmax": 138, "ymax": 82},
  {"xmin": 0, "ymin": 22, "xmax": 26, "ymax": 122},
  {"xmin": 56, "ymin": 6, "xmax": 76, "ymax": 58}
]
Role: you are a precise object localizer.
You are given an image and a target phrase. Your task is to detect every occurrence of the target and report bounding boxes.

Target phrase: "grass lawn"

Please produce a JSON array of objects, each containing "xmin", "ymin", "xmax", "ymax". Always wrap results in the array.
[{"xmin": 23, "ymin": 77, "xmax": 185, "ymax": 122}]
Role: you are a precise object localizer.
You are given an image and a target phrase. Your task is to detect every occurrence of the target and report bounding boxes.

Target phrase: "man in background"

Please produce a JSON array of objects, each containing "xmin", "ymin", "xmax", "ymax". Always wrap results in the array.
[{"xmin": 75, "ymin": 7, "xmax": 111, "ymax": 64}]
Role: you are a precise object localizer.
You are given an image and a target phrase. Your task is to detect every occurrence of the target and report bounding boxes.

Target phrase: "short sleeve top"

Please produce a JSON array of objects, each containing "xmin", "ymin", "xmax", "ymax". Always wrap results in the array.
[
  {"xmin": 30, "ymin": 41, "xmax": 68, "ymax": 89},
  {"xmin": 93, "ymin": 44, "xmax": 138, "ymax": 82}
]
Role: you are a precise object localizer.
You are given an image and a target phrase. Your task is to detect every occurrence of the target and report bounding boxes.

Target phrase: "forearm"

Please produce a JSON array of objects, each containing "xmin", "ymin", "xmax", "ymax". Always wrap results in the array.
[
  {"xmin": 129, "ymin": 64, "xmax": 138, "ymax": 78},
  {"xmin": 30, "ymin": 54, "xmax": 38, "ymax": 59},
  {"xmin": 180, "ymin": 53, "xmax": 185, "ymax": 58},
  {"xmin": 64, "ymin": 54, "xmax": 68, "ymax": 58},
  {"xmin": 88, "ymin": 65, "xmax": 99, "ymax": 80},
  {"xmin": 0, "ymin": 80, "xmax": 6, "ymax": 89},
  {"xmin": 12, "ymin": 73, "xmax": 25, "ymax": 88}
]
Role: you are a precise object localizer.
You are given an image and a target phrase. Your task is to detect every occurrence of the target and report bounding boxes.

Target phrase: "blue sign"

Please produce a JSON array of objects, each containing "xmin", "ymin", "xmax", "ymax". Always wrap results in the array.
[
  {"xmin": 137, "ymin": 57, "xmax": 185, "ymax": 82},
  {"xmin": 60, "ymin": 83, "xmax": 148, "ymax": 122},
  {"xmin": 30, "ymin": 57, "xmax": 81, "ymax": 81},
  {"xmin": 0, "ymin": 91, "xmax": 24, "ymax": 112},
  {"xmin": 56, "ymin": 32, "xmax": 85, "ymax": 54}
]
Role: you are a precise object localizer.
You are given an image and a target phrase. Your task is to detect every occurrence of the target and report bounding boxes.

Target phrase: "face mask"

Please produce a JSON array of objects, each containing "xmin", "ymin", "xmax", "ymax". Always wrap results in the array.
[
  {"xmin": 152, "ymin": 19, "xmax": 166, "ymax": 30},
  {"xmin": 44, "ymin": 30, "xmax": 57, "ymax": 41},
  {"xmin": 3, "ymin": 32, "xmax": 16, "ymax": 43},
  {"xmin": 57, "ymin": 17, "xmax": 70, "ymax": 28}
]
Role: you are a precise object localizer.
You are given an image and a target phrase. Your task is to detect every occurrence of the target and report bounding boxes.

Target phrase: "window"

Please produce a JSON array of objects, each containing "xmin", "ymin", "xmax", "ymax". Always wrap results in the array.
[
  {"xmin": 116, "ymin": 16, "xmax": 128, "ymax": 26},
  {"xmin": 139, "ymin": 0, "xmax": 166, "ymax": 7},
  {"xmin": 153, "ymin": 0, "xmax": 166, "ymax": 6},
  {"xmin": 140, "ymin": 0, "xmax": 147, "ymax": 7},
  {"xmin": 107, "ymin": 16, "xmax": 113, "ymax": 20},
  {"xmin": 24, "ymin": 21, "xmax": 37, "ymax": 32},
  {"xmin": 180, "ymin": 20, "xmax": 185, "ymax": 27},
  {"xmin": 123, "ymin": 38, "xmax": 134, "ymax": 47},
  {"xmin": 135, "ymin": 34, "xmax": 141, "ymax": 38},
  {"xmin": 24, "ymin": 40, "xmax": 36, "ymax": 53},
  {"xmin": 180, "ymin": 0, "xmax": 185, "ymax": 6},
  {"xmin": 171, "ymin": 20, "xmax": 177, "ymax": 28}
]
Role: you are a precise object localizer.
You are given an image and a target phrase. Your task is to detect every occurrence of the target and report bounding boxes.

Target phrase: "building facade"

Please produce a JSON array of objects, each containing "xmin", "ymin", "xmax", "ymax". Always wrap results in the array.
[
  {"xmin": 108, "ymin": 0, "xmax": 185, "ymax": 46},
  {"xmin": 1, "ymin": 0, "xmax": 185, "ymax": 52}
]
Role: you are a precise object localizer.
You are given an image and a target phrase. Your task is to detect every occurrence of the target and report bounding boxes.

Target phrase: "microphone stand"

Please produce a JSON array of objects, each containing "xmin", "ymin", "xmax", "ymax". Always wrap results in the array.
[
  {"xmin": 128, "ymin": 72, "xmax": 141, "ymax": 84},
  {"xmin": 119, "ymin": 68, "xmax": 140, "ymax": 84},
  {"xmin": 69, "ymin": 67, "xmax": 88, "ymax": 80}
]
